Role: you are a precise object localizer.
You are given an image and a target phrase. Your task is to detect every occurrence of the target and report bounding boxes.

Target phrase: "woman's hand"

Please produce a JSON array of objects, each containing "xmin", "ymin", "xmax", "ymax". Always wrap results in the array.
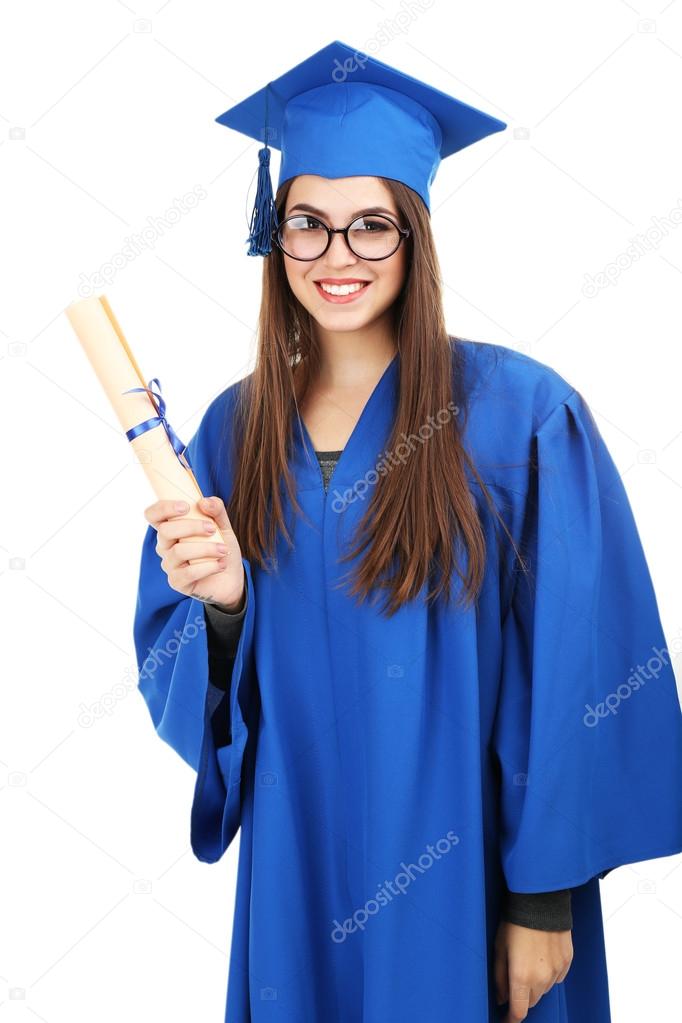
[
  {"xmin": 144, "ymin": 496, "xmax": 245, "ymax": 611},
  {"xmin": 494, "ymin": 920, "xmax": 573, "ymax": 1021}
]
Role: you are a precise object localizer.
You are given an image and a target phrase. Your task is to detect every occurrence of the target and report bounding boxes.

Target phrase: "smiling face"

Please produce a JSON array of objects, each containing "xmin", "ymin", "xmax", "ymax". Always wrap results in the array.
[{"xmin": 279, "ymin": 175, "xmax": 409, "ymax": 336}]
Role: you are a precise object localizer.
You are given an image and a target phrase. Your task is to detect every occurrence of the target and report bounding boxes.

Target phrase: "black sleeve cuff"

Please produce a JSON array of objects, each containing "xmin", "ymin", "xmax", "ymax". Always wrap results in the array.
[
  {"xmin": 501, "ymin": 888, "xmax": 573, "ymax": 931},
  {"xmin": 204, "ymin": 576, "xmax": 248, "ymax": 630},
  {"xmin": 203, "ymin": 578, "xmax": 249, "ymax": 691}
]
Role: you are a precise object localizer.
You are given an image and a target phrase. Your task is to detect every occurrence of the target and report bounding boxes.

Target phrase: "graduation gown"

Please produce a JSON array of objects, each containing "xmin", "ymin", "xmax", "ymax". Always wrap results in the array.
[{"xmin": 133, "ymin": 339, "xmax": 682, "ymax": 1022}]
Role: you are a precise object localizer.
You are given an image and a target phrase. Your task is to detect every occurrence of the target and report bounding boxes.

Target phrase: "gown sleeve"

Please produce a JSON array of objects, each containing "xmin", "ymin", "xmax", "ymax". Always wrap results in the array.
[
  {"xmin": 132, "ymin": 403, "xmax": 258, "ymax": 864},
  {"xmin": 493, "ymin": 387, "xmax": 682, "ymax": 893}
]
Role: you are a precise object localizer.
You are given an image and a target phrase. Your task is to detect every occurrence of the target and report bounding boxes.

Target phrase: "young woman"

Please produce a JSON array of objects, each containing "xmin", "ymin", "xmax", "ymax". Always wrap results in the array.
[{"xmin": 133, "ymin": 42, "xmax": 682, "ymax": 1023}]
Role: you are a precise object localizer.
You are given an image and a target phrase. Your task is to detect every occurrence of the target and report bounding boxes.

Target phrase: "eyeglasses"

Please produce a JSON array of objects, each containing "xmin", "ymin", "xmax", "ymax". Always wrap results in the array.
[{"xmin": 272, "ymin": 213, "xmax": 411, "ymax": 261}]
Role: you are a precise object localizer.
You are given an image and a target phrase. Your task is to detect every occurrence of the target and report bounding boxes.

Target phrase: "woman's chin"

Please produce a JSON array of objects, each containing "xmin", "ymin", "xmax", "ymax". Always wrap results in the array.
[{"xmin": 304, "ymin": 293, "xmax": 381, "ymax": 330}]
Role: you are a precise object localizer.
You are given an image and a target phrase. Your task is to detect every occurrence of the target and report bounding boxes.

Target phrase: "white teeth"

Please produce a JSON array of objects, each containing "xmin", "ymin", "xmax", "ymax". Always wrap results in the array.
[{"xmin": 319, "ymin": 281, "xmax": 367, "ymax": 296}]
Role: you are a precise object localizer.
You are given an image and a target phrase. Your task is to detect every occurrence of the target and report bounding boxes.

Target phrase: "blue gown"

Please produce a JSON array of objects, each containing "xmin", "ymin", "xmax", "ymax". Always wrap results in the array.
[{"xmin": 133, "ymin": 339, "xmax": 682, "ymax": 1022}]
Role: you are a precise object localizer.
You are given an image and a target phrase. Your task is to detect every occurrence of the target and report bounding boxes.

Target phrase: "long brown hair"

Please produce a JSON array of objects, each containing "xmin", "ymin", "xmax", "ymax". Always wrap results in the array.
[{"xmin": 226, "ymin": 175, "xmax": 520, "ymax": 618}]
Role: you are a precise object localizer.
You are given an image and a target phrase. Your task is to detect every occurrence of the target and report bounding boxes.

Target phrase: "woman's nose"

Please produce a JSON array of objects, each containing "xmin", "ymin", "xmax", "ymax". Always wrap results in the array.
[{"xmin": 325, "ymin": 230, "xmax": 359, "ymax": 265}]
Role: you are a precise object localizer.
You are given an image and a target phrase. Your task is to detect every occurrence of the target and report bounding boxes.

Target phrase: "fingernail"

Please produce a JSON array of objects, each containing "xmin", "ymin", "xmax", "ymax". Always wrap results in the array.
[
  {"xmin": 217, "ymin": 544, "xmax": 228, "ymax": 553},
  {"xmin": 175, "ymin": 501, "xmax": 188, "ymax": 511}
]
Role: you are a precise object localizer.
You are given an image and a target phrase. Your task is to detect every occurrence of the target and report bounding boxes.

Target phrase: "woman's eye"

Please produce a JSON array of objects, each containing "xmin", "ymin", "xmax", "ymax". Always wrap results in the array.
[
  {"xmin": 356, "ymin": 218, "xmax": 388, "ymax": 232},
  {"xmin": 292, "ymin": 217, "xmax": 322, "ymax": 230}
]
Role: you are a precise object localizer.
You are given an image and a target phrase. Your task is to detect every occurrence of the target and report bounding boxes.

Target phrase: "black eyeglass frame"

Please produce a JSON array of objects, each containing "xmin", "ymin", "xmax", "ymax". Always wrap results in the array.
[{"xmin": 271, "ymin": 213, "xmax": 411, "ymax": 261}]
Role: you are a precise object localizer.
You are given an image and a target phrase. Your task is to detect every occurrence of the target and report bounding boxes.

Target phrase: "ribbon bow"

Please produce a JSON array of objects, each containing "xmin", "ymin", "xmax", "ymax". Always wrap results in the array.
[{"xmin": 122, "ymin": 377, "xmax": 188, "ymax": 467}]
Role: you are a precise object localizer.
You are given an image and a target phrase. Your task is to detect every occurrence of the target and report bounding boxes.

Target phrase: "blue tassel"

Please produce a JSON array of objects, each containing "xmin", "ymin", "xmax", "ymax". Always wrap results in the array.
[{"xmin": 246, "ymin": 145, "xmax": 277, "ymax": 256}]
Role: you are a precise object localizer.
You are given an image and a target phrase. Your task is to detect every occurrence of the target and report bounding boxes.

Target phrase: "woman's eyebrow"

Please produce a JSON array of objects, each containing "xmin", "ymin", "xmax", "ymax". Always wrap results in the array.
[{"xmin": 287, "ymin": 203, "xmax": 398, "ymax": 219}]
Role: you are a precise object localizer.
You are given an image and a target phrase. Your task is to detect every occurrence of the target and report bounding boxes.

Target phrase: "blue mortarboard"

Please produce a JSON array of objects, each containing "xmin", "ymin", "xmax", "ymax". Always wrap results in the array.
[{"xmin": 215, "ymin": 40, "xmax": 507, "ymax": 256}]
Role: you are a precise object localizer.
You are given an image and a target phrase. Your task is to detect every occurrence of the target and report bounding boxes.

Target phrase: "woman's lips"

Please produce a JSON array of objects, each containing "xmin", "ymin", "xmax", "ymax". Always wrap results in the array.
[{"xmin": 313, "ymin": 281, "xmax": 372, "ymax": 304}]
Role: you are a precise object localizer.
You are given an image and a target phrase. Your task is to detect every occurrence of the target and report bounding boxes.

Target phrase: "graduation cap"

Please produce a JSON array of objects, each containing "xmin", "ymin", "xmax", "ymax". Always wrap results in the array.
[{"xmin": 215, "ymin": 40, "xmax": 507, "ymax": 256}]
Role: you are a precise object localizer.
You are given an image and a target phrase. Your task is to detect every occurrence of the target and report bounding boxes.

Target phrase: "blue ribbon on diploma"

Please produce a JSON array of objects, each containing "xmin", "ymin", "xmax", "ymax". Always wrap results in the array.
[{"xmin": 122, "ymin": 377, "xmax": 188, "ymax": 466}]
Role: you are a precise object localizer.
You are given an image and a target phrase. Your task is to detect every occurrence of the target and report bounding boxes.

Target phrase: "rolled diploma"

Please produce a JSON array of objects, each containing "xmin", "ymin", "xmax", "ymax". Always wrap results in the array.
[{"xmin": 65, "ymin": 295, "xmax": 225, "ymax": 564}]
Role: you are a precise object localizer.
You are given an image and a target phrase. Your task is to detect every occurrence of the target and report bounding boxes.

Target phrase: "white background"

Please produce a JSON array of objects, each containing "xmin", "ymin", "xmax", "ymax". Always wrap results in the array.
[{"xmin": 2, "ymin": 1, "xmax": 682, "ymax": 1020}]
